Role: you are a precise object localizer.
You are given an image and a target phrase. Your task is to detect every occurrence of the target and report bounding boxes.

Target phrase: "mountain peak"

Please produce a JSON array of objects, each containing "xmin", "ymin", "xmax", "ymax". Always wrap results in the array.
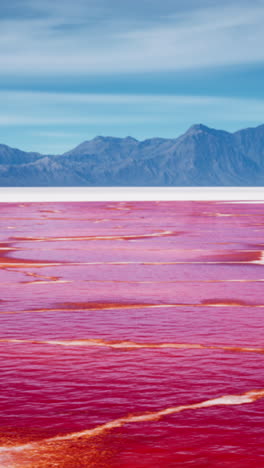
[
  {"xmin": 185, "ymin": 124, "xmax": 232, "ymax": 138},
  {"xmin": 92, "ymin": 135, "xmax": 138, "ymax": 143},
  {"xmin": 188, "ymin": 123, "xmax": 211, "ymax": 132},
  {"xmin": 124, "ymin": 136, "xmax": 138, "ymax": 142}
]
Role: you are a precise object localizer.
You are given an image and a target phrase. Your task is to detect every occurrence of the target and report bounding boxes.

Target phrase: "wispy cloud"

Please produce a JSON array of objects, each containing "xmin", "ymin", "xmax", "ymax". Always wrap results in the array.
[
  {"xmin": 0, "ymin": 90, "xmax": 233, "ymax": 104},
  {"xmin": 1, "ymin": 1, "xmax": 264, "ymax": 75}
]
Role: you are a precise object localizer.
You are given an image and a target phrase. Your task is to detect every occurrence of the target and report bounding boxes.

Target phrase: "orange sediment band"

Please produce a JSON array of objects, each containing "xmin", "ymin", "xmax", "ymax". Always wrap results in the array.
[
  {"xmin": 49, "ymin": 388, "xmax": 264, "ymax": 442},
  {"xmin": 0, "ymin": 338, "xmax": 263, "ymax": 354},
  {"xmin": 1, "ymin": 300, "xmax": 264, "ymax": 314},
  {"xmin": 1, "ymin": 256, "xmax": 264, "ymax": 268},
  {"xmin": 0, "ymin": 388, "xmax": 263, "ymax": 465},
  {"xmin": 11, "ymin": 230, "xmax": 176, "ymax": 242}
]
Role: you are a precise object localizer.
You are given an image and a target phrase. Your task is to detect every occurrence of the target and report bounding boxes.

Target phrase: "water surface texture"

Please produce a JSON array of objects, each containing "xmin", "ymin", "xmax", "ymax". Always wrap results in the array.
[{"xmin": 0, "ymin": 201, "xmax": 263, "ymax": 467}]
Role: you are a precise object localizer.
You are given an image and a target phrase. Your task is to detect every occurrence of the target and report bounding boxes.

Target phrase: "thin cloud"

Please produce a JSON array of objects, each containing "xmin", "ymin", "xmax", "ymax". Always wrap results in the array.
[
  {"xmin": 0, "ymin": 115, "xmax": 161, "ymax": 126},
  {"xmin": 1, "ymin": 91, "xmax": 264, "ymax": 126},
  {"xmin": 0, "ymin": 1, "xmax": 263, "ymax": 75}
]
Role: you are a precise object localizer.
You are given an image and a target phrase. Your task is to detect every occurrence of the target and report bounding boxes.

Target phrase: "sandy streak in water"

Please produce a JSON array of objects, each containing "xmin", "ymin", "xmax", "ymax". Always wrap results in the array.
[
  {"xmin": 0, "ymin": 388, "xmax": 263, "ymax": 468},
  {"xmin": 0, "ymin": 338, "xmax": 263, "ymax": 354}
]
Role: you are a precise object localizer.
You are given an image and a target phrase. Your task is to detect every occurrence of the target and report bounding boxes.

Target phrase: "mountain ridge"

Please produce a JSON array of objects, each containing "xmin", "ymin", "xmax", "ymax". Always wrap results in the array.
[{"xmin": 0, "ymin": 123, "xmax": 264, "ymax": 186}]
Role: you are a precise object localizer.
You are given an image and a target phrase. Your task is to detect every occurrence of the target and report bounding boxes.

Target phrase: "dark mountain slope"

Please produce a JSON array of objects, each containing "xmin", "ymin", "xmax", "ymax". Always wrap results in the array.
[{"xmin": 0, "ymin": 144, "xmax": 44, "ymax": 165}]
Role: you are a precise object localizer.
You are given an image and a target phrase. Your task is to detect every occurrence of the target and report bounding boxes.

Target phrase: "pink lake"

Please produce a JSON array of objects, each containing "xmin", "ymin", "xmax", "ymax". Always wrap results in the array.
[{"xmin": 0, "ymin": 201, "xmax": 263, "ymax": 467}]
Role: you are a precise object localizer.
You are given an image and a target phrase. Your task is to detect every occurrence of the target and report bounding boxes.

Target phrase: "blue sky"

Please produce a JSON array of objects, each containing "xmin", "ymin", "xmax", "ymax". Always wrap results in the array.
[{"xmin": 1, "ymin": 0, "xmax": 264, "ymax": 153}]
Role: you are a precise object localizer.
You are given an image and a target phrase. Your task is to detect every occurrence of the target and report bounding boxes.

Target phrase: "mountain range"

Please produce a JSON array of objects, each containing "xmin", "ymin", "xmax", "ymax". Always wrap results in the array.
[{"xmin": 1, "ymin": 123, "xmax": 264, "ymax": 186}]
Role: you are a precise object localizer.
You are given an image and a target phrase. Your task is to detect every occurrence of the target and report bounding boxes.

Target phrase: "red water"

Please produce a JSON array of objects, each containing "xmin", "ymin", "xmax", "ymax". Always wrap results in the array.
[{"xmin": 0, "ymin": 201, "xmax": 263, "ymax": 467}]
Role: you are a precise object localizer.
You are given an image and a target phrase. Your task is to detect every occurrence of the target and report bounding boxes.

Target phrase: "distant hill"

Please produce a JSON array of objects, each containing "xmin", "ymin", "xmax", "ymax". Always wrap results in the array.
[{"xmin": 1, "ymin": 123, "xmax": 264, "ymax": 186}]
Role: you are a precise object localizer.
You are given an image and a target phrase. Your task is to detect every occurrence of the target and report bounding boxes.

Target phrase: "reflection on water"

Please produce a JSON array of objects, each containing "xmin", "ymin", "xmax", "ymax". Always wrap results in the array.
[{"xmin": 0, "ymin": 201, "xmax": 263, "ymax": 467}]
